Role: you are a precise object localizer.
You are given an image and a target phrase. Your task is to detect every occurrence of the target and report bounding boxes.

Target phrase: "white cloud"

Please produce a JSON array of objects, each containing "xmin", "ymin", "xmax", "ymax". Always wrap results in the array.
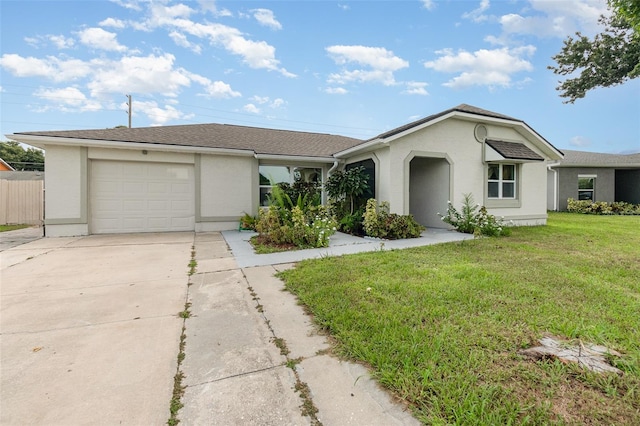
[
  {"xmin": 243, "ymin": 103, "xmax": 261, "ymax": 114},
  {"xmin": 132, "ymin": 100, "xmax": 194, "ymax": 126},
  {"xmin": 99, "ymin": 17, "xmax": 126, "ymax": 29},
  {"xmin": 110, "ymin": 0, "xmax": 142, "ymax": 12},
  {"xmin": 463, "ymin": 0, "xmax": 490, "ymax": 23},
  {"xmin": 570, "ymin": 135, "xmax": 592, "ymax": 147},
  {"xmin": 249, "ymin": 95, "xmax": 285, "ymax": 108},
  {"xmin": 338, "ymin": 4, "xmax": 350, "ymax": 11},
  {"xmin": 421, "ymin": 0, "xmax": 435, "ymax": 11},
  {"xmin": 198, "ymin": 0, "xmax": 232, "ymax": 17},
  {"xmin": 169, "ymin": 31, "xmax": 202, "ymax": 54},
  {"xmin": 499, "ymin": 0, "xmax": 608, "ymax": 38},
  {"xmin": 270, "ymin": 98, "xmax": 285, "ymax": 108},
  {"xmin": 34, "ymin": 86, "xmax": 102, "ymax": 112},
  {"xmin": 327, "ymin": 45, "xmax": 409, "ymax": 71},
  {"xmin": 0, "ymin": 54, "xmax": 92, "ymax": 82},
  {"xmin": 87, "ymin": 53, "xmax": 191, "ymax": 97},
  {"xmin": 141, "ymin": 5, "xmax": 295, "ymax": 77},
  {"xmin": 325, "ymin": 87, "xmax": 348, "ymax": 95},
  {"xmin": 326, "ymin": 45, "xmax": 409, "ymax": 86},
  {"xmin": 424, "ymin": 46, "xmax": 535, "ymax": 89},
  {"xmin": 403, "ymin": 81, "xmax": 429, "ymax": 96},
  {"xmin": 77, "ymin": 27, "xmax": 127, "ymax": 52},
  {"xmin": 48, "ymin": 35, "xmax": 75, "ymax": 49},
  {"xmin": 251, "ymin": 9, "xmax": 282, "ymax": 30}
]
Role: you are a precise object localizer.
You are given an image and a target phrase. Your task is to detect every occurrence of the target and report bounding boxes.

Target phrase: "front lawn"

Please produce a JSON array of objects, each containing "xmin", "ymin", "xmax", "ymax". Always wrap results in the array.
[
  {"xmin": 278, "ymin": 213, "xmax": 640, "ymax": 425},
  {"xmin": 0, "ymin": 224, "xmax": 30, "ymax": 232}
]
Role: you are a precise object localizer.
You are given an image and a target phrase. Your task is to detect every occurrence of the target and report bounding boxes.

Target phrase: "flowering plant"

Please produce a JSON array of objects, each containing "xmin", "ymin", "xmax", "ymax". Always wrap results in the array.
[{"xmin": 438, "ymin": 193, "xmax": 511, "ymax": 237}]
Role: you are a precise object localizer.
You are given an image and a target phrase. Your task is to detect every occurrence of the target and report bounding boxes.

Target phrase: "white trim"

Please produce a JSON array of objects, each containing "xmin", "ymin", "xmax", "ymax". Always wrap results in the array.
[
  {"xmin": 7, "ymin": 134, "xmax": 256, "ymax": 157},
  {"xmin": 254, "ymin": 153, "xmax": 335, "ymax": 163}
]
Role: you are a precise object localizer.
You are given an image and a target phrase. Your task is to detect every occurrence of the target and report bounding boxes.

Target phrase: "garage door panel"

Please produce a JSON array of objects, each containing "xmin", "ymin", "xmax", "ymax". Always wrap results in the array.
[{"xmin": 90, "ymin": 161, "xmax": 195, "ymax": 234}]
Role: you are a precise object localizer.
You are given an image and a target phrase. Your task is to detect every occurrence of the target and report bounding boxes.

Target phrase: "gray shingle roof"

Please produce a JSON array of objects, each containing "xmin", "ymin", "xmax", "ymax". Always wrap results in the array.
[
  {"xmin": 14, "ymin": 123, "xmax": 364, "ymax": 158},
  {"xmin": 560, "ymin": 149, "xmax": 640, "ymax": 167},
  {"xmin": 486, "ymin": 139, "xmax": 544, "ymax": 161}
]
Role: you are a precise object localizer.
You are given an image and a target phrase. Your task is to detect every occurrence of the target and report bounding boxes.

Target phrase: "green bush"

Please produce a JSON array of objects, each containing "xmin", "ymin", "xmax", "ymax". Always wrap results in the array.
[
  {"xmin": 255, "ymin": 204, "xmax": 337, "ymax": 248},
  {"xmin": 326, "ymin": 166, "xmax": 369, "ymax": 235},
  {"xmin": 363, "ymin": 199, "xmax": 425, "ymax": 239},
  {"xmin": 567, "ymin": 198, "xmax": 640, "ymax": 215},
  {"xmin": 438, "ymin": 193, "xmax": 511, "ymax": 237}
]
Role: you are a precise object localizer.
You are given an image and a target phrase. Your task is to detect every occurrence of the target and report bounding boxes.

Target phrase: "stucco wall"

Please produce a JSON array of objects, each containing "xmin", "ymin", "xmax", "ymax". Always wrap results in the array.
[
  {"xmin": 44, "ymin": 145, "xmax": 88, "ymax": 236},
  {"xmin": 198, "ymin": 154, "xmax": 257, "ymax": 231},
  {"xmin": 374, "ymin": 118, "xmax": 549, "ymax": 225},
  {"xmin": 557, "ymin": 167, "xmax": 615, "ymax": 210}
]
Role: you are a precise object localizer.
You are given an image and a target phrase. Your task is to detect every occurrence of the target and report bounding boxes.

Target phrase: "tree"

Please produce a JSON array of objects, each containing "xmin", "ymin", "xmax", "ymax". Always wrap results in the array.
[
  {"xmin": 549, "ymin": 1, "xmax": 640, "ymax": 103},
  {"xmin": 0, "ymin": 141, "xmax": 45, "ymax": 171},
  {"xmin": 325, "ymin": 166, "xmax": 369, "ymax": 215}
]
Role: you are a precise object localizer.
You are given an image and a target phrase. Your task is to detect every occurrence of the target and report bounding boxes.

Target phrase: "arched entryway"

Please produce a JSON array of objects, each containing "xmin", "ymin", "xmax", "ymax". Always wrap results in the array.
[{"xmin": 409, "ymin": 156, "xmax": 451, "ymax": 228}]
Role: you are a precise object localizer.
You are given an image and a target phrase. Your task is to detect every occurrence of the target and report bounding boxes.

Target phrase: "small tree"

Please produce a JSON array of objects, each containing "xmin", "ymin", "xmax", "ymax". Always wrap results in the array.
[{"xmin": 325, "ymin": 166, "xmax": 369, "ymax": 215}]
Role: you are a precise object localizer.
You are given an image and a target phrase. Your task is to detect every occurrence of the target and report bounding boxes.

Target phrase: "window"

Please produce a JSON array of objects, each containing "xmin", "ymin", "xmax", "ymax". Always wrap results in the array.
[
  {"xmin": 578, "ymin": 175, "xmax": 595, "ymax": 201},
  {"xmin": 487, "ymin": 163, "xmax": 516, "ymax": 199},
  {"xmin": 259, "ymin": 165, "xmax": 322, "ymax": 206}
]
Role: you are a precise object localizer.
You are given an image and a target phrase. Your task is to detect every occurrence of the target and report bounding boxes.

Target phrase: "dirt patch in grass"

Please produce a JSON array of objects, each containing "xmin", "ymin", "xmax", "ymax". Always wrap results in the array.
[{"xmin": 250, "ymin": 235, "xmax": 302, "ymax": 253}]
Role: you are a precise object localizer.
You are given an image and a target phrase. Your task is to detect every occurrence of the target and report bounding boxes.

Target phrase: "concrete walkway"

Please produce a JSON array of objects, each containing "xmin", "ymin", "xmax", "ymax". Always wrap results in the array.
[
  {"xmin": 179, "ymin": 229, "xmax": 471, "ymax": 425},
  {"xmin": 1, "ymin": 227, "xmax": 471, "ymax": 425}
]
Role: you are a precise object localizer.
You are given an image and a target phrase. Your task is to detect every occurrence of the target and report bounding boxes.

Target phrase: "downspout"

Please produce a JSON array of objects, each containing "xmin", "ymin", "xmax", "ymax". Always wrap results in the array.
[
  {"xmin": 328, "ymin": 159, "xmax": 340, "ymax": 176},
  {"xmin": 547, "ymin": 162, "xmax": 560, "ymax": 212}
]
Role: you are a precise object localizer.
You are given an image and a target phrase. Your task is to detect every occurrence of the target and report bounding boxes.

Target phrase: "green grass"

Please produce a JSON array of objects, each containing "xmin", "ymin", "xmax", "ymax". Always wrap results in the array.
[
  {"xmin": 0, "ymin": 224, "xmax": 30, "ymax": 232},
  {"xmin": 278, "ymin": 213, "xmax": 640, "ymax": 425}
]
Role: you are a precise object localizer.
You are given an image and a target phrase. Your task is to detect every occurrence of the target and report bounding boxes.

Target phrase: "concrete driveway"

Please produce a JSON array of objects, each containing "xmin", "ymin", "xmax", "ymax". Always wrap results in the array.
[{"xmin": 1, "ymin": 232, "xmax": 193, "ymax": 425}]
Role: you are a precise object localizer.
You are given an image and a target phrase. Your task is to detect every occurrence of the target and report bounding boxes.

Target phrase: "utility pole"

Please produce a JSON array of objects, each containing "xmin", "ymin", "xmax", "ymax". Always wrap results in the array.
[{"xmin": 126, "ymin": 94, "xmax": 132, "ymax": 128}]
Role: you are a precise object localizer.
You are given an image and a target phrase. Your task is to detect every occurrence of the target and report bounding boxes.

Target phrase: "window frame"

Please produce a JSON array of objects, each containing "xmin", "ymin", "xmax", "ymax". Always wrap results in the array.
[
  {"xmin": 258, "ymin": 164, "xmax": 324, "ymax": 207},
  {"xmin": 578, "ymin": 174, "xmax": 596, "ymax": 201},
  {"xmin": 487, "ymin": 163, "xmax": 517, "ymax": 199},
  {"xmin": 485, "ymin": 163, "xmax": 521, "ymax": 208}
]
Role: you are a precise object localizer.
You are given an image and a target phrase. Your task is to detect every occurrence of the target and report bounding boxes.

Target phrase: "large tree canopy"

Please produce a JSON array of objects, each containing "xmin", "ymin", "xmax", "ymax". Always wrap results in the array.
[
  {"xmin": 549, "ymin": 1, "xmax": 640, "ymax": 103},
  {"xmin": 0, "ymin": 141, "xmax": 45, "ymax": 171}
]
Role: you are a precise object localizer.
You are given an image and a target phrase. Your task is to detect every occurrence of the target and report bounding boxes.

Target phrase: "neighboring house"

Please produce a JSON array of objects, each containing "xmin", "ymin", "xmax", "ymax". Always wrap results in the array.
[
  {"xmin": 547, "ymin": 150, "xmax": 640, "ymax": 211},
  {"xmin": 6, "ymin": 104, "xmax": 563, "ymax": 237},
  {"xmin": 0, "ymin": 158, "xmax": 15, "ymax": 171}
]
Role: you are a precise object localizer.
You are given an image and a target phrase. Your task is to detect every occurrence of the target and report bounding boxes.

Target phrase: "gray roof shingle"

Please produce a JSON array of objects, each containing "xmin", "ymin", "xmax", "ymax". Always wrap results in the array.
[
  {"xmin": 560, "ymin": 149, "xmax": 640, "ymax": 166},
  {"xmin": 486, "ymin": 139, "xmax": 544, "ymax": 161},
  {"xmin": 14, "ymin": 123, "xmax": 364, "ymax": 158}
]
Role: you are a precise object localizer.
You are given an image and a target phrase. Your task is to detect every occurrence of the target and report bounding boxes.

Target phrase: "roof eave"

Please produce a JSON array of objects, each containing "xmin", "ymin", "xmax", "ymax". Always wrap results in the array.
[
  {"xmin": 255, "ymin": 153, "xmax": 337, "ymax": 163},
  {"xmin": 6, "ymin": 134, "xmax": 257, "ymax": 157}
]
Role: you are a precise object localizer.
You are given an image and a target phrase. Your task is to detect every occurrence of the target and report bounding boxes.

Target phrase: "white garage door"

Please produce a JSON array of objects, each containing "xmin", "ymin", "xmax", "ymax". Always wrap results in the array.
[{"xmin": 90, "ymin": 160, "xmax": 195, "ymax": 234}]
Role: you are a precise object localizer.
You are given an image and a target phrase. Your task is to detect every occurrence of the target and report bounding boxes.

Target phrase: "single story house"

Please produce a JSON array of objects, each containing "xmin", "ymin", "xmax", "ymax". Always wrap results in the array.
[
  {"xmin": 7, "ymin": 104, "xmax": 563, "ymax": 237},
  {"xmin": 547, "ymin": 150, "xmax": 640, "ymax": 211}
]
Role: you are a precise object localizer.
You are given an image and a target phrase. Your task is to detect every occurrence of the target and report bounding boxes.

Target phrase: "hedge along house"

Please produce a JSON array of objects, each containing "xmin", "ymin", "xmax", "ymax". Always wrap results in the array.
[
  {"xmin": 547, "ymin": 150, "xmax": 640, "ymax": 211},
  {"xmin": 6, "ymin": 104, "xmax": 563, "ymax": 237}
]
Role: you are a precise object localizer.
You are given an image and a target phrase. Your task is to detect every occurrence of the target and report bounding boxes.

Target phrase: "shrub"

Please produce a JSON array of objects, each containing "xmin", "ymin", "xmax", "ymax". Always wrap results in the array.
[
  {"xmin": 363, "ymin": 199, "xmax": 425, "ymax": 239},
  {"xmin": 567, "ymin": 198, "xmax": 640, "ymax": 215},
  {"xmin": 255, "ymin": 204, "xmax": 337, "ymax": 249},
  {"xmin": 326, "ymin": 166, "xmax": 369, "ymax": 234},
  {"xmin": 438, "ymin": 193, "xmax": 511, "ymax": 237}
]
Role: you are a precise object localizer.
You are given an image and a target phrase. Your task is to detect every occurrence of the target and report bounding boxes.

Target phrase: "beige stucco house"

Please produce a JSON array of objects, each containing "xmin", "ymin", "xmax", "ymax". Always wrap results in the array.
[{"xmin": 7, "ymin": 104, "xmax": 563, "ymax": 237}]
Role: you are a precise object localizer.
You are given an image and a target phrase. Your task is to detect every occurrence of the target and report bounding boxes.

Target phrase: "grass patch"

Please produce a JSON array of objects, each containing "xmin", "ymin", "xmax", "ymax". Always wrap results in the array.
[
  {"xmin": 0, "ymin": 224, "xmax": 30, "ymax": 232},
  {"xmin": 278, "ymin": 213, "xmax": 640, "ymax": 425}
]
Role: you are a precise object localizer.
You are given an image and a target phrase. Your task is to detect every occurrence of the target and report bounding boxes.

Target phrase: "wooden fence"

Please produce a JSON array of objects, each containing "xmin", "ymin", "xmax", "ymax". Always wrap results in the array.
[{"xmin": 0, "ymin": 179, "xmax": 44, "ymax": 225}]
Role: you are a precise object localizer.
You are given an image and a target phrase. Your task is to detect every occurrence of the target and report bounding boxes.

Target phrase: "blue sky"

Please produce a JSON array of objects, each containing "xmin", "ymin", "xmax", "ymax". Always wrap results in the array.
[{"xmin": 1, "ymin": 0, "xmax": 639, "ymax": 154}]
